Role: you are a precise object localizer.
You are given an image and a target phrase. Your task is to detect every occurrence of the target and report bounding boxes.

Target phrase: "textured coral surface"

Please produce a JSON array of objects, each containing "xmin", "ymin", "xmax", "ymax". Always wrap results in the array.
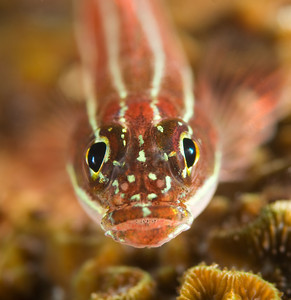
[
  {"xmin": 0, "ymin": 0, "xmax": 291, "ymax": 299},
  {"xmin": 178, "ymin": 264, "xmax": 282, "ymax": 299}
]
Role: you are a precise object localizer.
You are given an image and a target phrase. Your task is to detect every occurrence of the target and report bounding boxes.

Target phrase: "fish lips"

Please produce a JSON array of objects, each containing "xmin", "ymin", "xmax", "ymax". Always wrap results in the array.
[{"xmin": 101, "ymin": 204, "xmax": 192, "ymax": 248}]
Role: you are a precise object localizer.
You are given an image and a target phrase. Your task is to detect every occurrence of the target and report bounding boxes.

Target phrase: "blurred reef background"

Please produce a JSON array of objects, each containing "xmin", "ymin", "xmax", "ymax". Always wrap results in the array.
[{"xmin": 0, "ymin": 0, "xmax": 291, "ymax": 299}]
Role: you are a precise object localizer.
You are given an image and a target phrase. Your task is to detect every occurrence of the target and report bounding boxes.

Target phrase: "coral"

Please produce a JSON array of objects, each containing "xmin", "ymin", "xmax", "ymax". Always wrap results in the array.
[
  {"xmin": 209, "ymin": 200, "xmax": 291, "ymax": 298},
  {"xmin": 178, "ymin": 264, "xmax": 282, "ymax": 300},
  {"xmin": 44, "ymin": 222, "xmax": 107, "ymax": 288},
  {"xmin": 0, "ymin": 232, "xmax": 47, "ymax": 300},
  {"xmin": 73, "ymin": 263, "xmax": 155, "ymax": 300}
]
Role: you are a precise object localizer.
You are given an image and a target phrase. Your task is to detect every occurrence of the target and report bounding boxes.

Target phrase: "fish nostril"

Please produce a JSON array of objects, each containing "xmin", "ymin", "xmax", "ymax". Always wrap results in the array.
[
  {"xmin": 157, "ymin": 179, "xmax": 165, "ymax": 189},
  {"xmin": 141, "ymin": 172, "xmax": 167, "ymax": 190},
  {"xmin": 120, "ymin": 182, "xmax": 129, "ymax": 191}
]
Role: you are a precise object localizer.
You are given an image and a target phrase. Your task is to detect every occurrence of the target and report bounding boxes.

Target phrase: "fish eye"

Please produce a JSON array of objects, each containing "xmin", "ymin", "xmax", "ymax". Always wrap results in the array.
[
  {"xmin": 86, "ymin": 142, "xmax": 107, "ymax": 173},
  {"xmin": 183, "ymin": 138, "xmax": 199, "ymax": 168}
]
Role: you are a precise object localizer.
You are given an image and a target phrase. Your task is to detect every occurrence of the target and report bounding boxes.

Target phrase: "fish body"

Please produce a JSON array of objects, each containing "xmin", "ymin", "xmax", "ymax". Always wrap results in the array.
[{"xmin": 68, "ymin": 0, "xmax": 283, "ymax": 247}]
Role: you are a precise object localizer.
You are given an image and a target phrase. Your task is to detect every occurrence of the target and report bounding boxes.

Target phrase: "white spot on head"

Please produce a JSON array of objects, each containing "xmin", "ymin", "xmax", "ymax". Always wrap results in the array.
[
  {"xmin": 127, "ymin": 175, "xmax": 135, "ymax": 183},
  {"xmin": 98, "ymin": 172, "xmax": 108, "ymax": 184},
  {"xmin": 112, "ymin": 179, "xmax": 119, "ymax": 194},
  {"xmin": 137, "ymin": 150, "xmax": 146, "ymax": 162},
  {"xmin": 130, "ymin": 194, "xmax": 141, "ymax": 201},
  {"xmin": 113, "ymin": 160, "xmax": 121, "ymax": 167},
  {"xmin": 142, "ymin": 207, "xmax": 151, "ymax": 217},
  {"xmin": 148, "ymin": 173, "xmax": 157, "ymax": 181},
  {"xmin": 157, "ymin": 125, "xmax": 164, "ymax": 132},
  {"xmin": 162, "ymin": 176, "xmax": 172, "ymax": 194},
  {"xmin": 138, "ymin": 135, "xmax": 144, "ymax": 146},
  {"xmin": 147, "ymin": 193, "xmax": 158, "ymax": 200}
]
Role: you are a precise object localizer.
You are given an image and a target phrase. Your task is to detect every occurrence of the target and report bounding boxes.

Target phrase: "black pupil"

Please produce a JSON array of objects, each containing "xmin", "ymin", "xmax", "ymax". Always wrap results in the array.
[
  {"xmin": 183, "ymin": 138, "xmax": 196, "ymax": 168},
  {"xmin": 87, "ymin": 142, "xmax": 106, "ymax": 173}
]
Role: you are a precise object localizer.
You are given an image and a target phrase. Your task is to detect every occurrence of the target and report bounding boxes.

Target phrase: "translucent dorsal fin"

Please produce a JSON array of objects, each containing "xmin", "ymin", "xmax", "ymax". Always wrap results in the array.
[{"xmin": 196, "ymin": 29, "xmax": 289, "ymax": 181}]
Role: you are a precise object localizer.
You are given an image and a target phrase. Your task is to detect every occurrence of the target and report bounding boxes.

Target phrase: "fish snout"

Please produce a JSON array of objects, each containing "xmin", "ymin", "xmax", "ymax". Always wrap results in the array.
[{"xmin": 101, "ymin": 204, "xmax": 192, "ymax": 247}]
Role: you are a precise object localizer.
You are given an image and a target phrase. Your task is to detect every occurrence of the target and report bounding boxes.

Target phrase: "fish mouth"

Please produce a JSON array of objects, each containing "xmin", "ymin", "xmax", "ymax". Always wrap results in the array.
[{"xmin": 101, "ymin": 204, "xmax": 192, "ymax": 248}]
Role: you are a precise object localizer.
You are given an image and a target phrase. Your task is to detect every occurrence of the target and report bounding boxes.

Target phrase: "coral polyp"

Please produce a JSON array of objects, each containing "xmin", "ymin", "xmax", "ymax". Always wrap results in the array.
[
  {"xmin": 178, "ymin": 264, "xmax": 282, "ymax": 300},
  {"xmin": 209, "ymin": 200, "xmax": 291, "ymax": 298},
  {"xmin": 74, "ymin": 263, "xmax": 155, "ymax": 300}
]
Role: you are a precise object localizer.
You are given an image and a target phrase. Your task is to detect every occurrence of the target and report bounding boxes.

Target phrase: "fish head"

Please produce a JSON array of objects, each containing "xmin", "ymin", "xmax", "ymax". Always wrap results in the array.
[{"xmin": 69, "ymin": 113, "xmax": 219, "ymax": 248}]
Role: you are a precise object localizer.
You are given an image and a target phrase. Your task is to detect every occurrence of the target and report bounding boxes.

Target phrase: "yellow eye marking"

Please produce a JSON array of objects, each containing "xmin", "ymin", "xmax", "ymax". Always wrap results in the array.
[
  {"xmin": 85, "ymin": 147, "xmax": 90, "ymax": 166},
  {"xmin": 169, "ymin": 151, "xmax": 176, "ymax": 157},
  {"xmin": 194, "ymin": 141, "xmax": 200, "ymax": 164}
]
